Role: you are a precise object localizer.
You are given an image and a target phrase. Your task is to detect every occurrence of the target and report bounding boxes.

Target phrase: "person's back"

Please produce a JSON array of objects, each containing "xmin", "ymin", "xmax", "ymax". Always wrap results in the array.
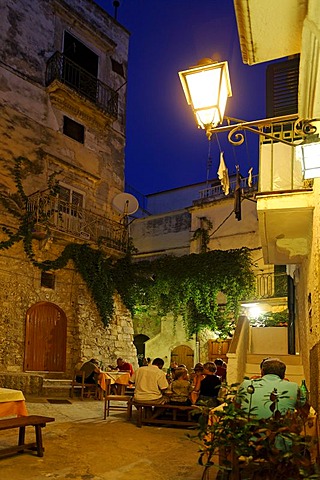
[
  {"xmin": 132, "ymin": 357, "xmax": 168, "ymax": 404},
  {"xmin": 76, "ymin": 359, "xmax": 100, "ymax": 384},
  {"xmin": 236, "ymin": 358, "xmax": 300, "ymax": 419},
  {"xmin": 168, "ymin": 367, "xmax": 192, "ymax": 404}
]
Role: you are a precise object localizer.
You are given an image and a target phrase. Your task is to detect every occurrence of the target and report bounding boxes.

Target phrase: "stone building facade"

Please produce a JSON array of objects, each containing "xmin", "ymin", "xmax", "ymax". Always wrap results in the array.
[
  {"xmin": 0, "ymin": 0, "xmax": 138, "ymax": 390},
  {"xmin": 130, "ymin": 175, "xmax": 288, "ymax": 370}
]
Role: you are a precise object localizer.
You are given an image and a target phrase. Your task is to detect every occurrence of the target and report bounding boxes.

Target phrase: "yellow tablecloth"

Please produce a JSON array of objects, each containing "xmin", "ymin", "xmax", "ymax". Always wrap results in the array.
[
  {"xmin": 0, "ymin": 388, "xmax": 28, "ymax": 417},
  {"xmin": 98, "ymin": 372, "xmax": 130, "ymax": 392}
]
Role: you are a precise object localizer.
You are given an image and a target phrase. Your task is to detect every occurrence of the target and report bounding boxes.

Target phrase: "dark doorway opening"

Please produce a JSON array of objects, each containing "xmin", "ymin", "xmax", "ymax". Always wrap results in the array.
[{"xmin": 134, "ymin": 334, "xmax": 150, "ymax": 367}]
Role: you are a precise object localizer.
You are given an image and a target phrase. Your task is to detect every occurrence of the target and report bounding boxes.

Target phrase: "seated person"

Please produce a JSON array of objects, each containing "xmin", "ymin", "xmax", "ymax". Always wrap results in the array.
[
  {"xmin": 214, "ymin": 358, "xmax": 227, "ymax": 382},
  {"xmin": 76, "ymin": 358, "xmax": 101, "ymax": 384},
  {"xmin": 192, "ymin": 361, "xmax": 221, "ymax": 407},
  {"xmin": 131, "ymin": 357, "xmax": 169, "ymax": 404},
  {"xmin": 166, "ymin": 366, "xmax": 193, "ymax": 405},
  {"xmin": 190, "ymin": 363, "xmax": 204, "ymax": 387},
  {"xmin": 109, "ymin": 357, "xmax": 134, "ymax": 376},
  {"xmin": 167, "ymin": 361, "xmax": 178, "ymax": 378},
  {"xmin": 236, "ymin": 357, "xmax": 303, "ymax": 418}
]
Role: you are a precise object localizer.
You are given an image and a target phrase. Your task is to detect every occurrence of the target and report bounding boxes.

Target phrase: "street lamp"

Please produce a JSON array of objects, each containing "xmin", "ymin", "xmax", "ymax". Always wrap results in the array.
[
  {"xmin": 178, "ymin": 58, "xmax": 320, "ymax": 178},
  {"xmin": 178, "ymin": 59, "xmax": 232, "ymax": 132}
]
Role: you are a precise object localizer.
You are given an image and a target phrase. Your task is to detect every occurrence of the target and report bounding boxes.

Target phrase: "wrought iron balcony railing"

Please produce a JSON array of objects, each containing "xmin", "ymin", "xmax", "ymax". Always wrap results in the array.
[
  {"xmin": 27, "ymin": 191, "xmax": 128, "ymax": 254},
  {"xmin": 45, "ymin": 52, "xmax": 118, "ymax": 118},
  {"xmin": 199, "ymin": 174, "xmax": 259, "ymax": 200},
  {"xmin": 255, "ymin": 272, "xmax": 288, "ymax": 299}
]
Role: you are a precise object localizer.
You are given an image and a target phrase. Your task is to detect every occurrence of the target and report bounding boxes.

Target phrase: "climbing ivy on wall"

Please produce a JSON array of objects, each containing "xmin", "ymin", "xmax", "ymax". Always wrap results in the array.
[
  {"xmin": 0, "ymin": 157, "xmax": 255, "ymax": 333},
  {"xmin": 124, "ymin": 249, "xmax": 254, "ymax": 337}
]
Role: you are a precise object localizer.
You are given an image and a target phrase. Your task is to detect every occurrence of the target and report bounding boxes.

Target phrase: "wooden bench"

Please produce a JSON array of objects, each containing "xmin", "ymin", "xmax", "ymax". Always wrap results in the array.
[
  {"xmin": 131, "ymin": 402, "xmax": 199, "ymax": 428},
  {"xmin": 0, "ymin": 415, "xmax": 55, "ymax": 458}
]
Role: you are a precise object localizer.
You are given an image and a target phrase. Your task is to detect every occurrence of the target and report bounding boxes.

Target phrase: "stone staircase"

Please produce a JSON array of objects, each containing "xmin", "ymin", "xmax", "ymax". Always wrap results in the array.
[
  {"xmin": 245, "ymin": 353, "xmax": 305, "ymax": 384},
  {"xmin": 42, "ymin": 378, "xmax": 73, "ymax": 398}
]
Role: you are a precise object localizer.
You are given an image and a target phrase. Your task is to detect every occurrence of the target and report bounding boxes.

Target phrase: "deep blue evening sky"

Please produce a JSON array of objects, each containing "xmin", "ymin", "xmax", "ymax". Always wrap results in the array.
[{"xmin": 96, "ymin": 0, "xmax": 270, "ymax": 195}]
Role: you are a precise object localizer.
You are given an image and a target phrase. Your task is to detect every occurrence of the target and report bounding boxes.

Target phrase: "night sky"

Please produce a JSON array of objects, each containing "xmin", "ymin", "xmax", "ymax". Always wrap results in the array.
[{"xmin": 96, "ymin": 0, "xmax": 271, "ymax": 195}]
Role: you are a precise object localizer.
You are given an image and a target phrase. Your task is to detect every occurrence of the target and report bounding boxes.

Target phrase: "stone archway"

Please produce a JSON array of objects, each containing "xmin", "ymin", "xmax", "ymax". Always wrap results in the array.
[{"xmin": 24, "ymin": 301, "xmax": 67, "ymax": 372}]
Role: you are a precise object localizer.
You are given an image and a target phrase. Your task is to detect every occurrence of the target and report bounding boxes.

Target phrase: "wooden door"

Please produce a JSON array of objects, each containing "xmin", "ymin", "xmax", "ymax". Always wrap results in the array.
[
  {"xmin": 208, "ymin": 339, "xmax": 231, "ymax": 363},
  {"xmin": 171, "ymin": 345, "xmax": 194, "ymax": 372},
  {"xmin": 24, "ymin": 302, "xmax": 67, "ymax": 372}
]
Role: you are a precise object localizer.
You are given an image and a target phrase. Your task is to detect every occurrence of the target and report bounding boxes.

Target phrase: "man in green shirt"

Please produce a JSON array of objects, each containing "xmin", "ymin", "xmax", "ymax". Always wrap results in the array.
[{"xmin": 236, "ymin": 358, "xmax": 302, "ymax": 418}]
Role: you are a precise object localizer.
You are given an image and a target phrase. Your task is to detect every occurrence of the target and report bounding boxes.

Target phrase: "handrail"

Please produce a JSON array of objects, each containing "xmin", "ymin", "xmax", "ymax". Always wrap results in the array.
[
  {"xmin": 27, "ymin": 191, "xmax": 128, "ymax": 253},
  {"xmin": 227, "ymin": 315, "xmax": 250, "ymax": 384},
  {"xmin": 255, "ymin": 272, "xmax": 287, "ymax": 299},
  {"xmin": 199, "ymin": 174, "xmax": 259, "ymax": 200},
  {"xmin": 45, "ymin": 52, "xmax": 118, "ymax": 118}
]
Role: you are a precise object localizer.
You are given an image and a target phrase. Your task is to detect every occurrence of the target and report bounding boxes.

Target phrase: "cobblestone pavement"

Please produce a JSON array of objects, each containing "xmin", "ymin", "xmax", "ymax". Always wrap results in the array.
[{"xmin": 0, "ymin": 397, "xmax": 204, "ymax": 480}]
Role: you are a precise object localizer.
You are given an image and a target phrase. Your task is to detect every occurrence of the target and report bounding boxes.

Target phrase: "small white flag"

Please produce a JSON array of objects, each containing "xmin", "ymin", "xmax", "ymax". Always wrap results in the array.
[
  {"xmin": 248, "ymin": 167, "xmax": 253, "ymax": 187},
  {"xmin": 217, "ymin": 152, "xmax": 230, "ymax": 195}
]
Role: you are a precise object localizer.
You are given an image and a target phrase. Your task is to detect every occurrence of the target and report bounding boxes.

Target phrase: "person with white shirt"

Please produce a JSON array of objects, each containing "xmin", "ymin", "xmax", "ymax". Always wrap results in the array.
[{"xmin": 131, "ymin": 357, "xmax": 169, "ymax": 404}]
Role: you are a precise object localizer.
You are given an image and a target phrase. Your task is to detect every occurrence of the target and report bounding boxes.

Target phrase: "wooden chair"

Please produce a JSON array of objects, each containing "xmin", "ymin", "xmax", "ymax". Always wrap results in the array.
[
  {"xmin": 70, "ymin": 370, "xmax": 98, "ymax": 400},
  {"xmin": 103, "ymin": 378, "xmax": 132, "ymax": 419}
]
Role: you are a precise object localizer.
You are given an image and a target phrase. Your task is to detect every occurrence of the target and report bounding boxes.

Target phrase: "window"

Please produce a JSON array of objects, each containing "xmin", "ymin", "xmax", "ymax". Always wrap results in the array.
[
  {"xmin": 266, "ymin": 56, "xmax": 300, "ymax": 117},
  {"xmin": 111, "ymin": 58, "xmax": 124, "ymax": 77},
  {"xmin": 63, "ymin": 116, "xmax": 85, "ymax": 143},
  {"xmin": 41, "ymin": 272, "xmax": 55, "ymax": 289}
]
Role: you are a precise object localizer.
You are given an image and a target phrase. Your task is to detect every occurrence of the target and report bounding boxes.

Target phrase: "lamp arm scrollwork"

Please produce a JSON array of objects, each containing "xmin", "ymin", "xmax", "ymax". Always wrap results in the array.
[
  {"xmin": 205, "ymin": 115, "xmax": 320, "ymax": 146},
  {"xmin": 294, "ymin": 118, "xmax": 319, "ymax": 137},
  {"xmin": 227, "ymin": 125, "xmax": 295, "ymax": 147}
]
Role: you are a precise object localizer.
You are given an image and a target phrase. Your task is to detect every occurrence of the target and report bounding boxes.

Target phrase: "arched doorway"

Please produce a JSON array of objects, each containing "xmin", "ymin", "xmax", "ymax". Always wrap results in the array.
[
  {"xmin": 24, "ymin": 302, "xmax": 67, "ymax": 372},
  {"xmin": 171, "ymin": 345, "xmax": 194, "ymax": 371},
  {"xmin": 134, "ymin": 334, "xmax": 150, "ymax": 366}
]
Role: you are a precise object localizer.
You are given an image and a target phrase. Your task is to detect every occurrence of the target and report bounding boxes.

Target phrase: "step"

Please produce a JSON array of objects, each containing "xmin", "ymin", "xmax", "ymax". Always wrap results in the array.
[
  {"xmin": 246, "ymin": 354, "xmax": 303, "ymax": 366},
  {"xmin": 245, "ymin": 355, "xmax": 305, "ymax": 384},
  {"xmin": 42, "ymin": 379, "xmax": 73, "ymax": 398},
  {"xmin": 43, "ymin": 379, "xmax": 72, "ymax": 387},
  {"xmin": 245, "ymin": 363, "xmax": 304, "ymax": 374}
]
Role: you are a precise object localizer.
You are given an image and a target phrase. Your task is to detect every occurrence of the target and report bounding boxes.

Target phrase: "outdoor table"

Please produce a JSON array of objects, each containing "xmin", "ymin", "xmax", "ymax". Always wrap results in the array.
[
  {"xmin": 0, "ymin": 387, "xmax": 28, "ymax": 417},
  {"xmin": 98, "ymin": 371, "xmax": 131, "ymax": 395}
]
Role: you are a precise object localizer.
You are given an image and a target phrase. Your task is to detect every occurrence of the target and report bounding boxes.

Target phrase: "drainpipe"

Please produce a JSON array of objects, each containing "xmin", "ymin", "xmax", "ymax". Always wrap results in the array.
[{"xmin": 195, "ymin": 332, "xmax": 200, "ymax": 364}]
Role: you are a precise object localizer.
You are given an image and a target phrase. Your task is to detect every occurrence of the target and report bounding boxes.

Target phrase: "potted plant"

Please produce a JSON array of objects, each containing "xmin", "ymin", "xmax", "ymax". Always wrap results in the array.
[{"xmin": 191, "ymin": 384, "xmax": 319, "ymax": 480}]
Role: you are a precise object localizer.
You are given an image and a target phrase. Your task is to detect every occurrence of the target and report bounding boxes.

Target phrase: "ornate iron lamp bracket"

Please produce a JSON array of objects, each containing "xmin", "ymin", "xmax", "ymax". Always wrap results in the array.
[{"xmin": 204, "ymin": 114, "xmax": 320, "ymax": 146}]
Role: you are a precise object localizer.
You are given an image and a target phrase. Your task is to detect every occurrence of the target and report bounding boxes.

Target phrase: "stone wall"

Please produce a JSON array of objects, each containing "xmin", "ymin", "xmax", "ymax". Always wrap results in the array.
[
  {"xmin": 0, "ymin": 0, "xmax": 136, "ymax": 393},
  {"xmin": 0, "ymin": 241, "xmax": 137, "ymax": 382}
]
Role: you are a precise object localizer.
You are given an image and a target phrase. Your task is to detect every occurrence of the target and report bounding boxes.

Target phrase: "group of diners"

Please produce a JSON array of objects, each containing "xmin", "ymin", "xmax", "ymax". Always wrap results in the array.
[
  {"xmin": 131, "ymin": 358, "xmax": 227, "ymax": 407},
  {"xmin": 75, "ymin": 355, "xmax": 306, "ymax": 422},
  {"xmin": 76, "ymin": 357, "xmax": 134, "ymax": 384},
  {"xmin": 76, "ymin": 356, "xmax": 227, "ymax": 406}
]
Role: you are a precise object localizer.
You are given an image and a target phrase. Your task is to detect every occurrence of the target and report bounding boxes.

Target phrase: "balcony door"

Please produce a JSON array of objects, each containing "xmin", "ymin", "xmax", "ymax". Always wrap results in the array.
[
  {"xmin": 24, "ymin": 302, "xmax": 67, "ymax": 372},
  {"xmin": 63, "ymin": 31, "xmax": 98, "ymax": 101},
  {"xmin": 57, "ymin": 185, "xmax": 84, "ymax": 236}
]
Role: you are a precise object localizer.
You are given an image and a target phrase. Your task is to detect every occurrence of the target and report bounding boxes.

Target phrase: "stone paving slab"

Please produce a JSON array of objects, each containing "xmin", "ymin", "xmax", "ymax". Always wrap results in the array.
[{"xmin": 0, "ymin": 397, "xmax": 203, "ymax": 480}]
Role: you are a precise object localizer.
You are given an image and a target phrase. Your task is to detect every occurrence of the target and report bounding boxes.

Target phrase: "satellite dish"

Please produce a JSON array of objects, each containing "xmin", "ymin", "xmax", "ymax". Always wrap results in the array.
[{"xmin": 112, "ymin": 192, "xmax": 139, "ymax": 215}]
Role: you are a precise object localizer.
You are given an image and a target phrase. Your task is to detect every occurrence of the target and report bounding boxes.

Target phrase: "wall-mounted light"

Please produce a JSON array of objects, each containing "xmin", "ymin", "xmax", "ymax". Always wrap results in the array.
[{"xmin": 299, "ymin": 134, "xmax": 320, "ymax": 179}]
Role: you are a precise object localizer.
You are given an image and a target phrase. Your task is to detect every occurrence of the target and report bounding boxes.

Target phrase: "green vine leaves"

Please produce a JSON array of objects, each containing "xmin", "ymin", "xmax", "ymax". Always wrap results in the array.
[{"xmin": 0, "ymin": 157, "xmax": 255, "ymax": 333}]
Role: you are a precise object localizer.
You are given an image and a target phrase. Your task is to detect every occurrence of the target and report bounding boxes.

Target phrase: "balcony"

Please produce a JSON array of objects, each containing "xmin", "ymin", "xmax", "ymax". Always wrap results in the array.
[
  {"xmin": 257, "ymin": 119, "xmax": 314, "ymax": 264},
  {"xmin": 27, "ymin": 191, "xmax": 128, "ymax": 255},
  {"xmin": 45, "ymin": 52, "xmax": 118, "ymax": 125},
  {"xmin": 255, "ymin": 272, "xmax": 287, "ymax": 299},
  {"xmin": 199, "ymin": 174, "xmax": 259, "ymax": 201}
]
